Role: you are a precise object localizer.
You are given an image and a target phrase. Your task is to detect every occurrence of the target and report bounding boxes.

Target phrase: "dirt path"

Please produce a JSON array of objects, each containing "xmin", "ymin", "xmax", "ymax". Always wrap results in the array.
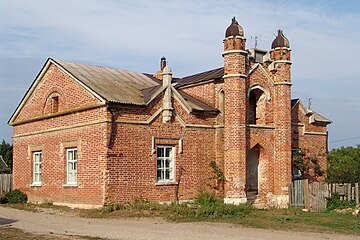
[{"xmin": 0, "ymin": 206, "xmax": 358, "ymax": 240}]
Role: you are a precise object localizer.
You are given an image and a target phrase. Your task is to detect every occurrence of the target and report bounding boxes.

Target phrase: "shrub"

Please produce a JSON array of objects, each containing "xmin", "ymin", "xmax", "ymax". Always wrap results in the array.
[
  {"xmin": 171, "ymin": 191, "xmax": 253, "ymax": 220},
  {"xmin": 5, "ymin": 189, "xmax": 28, "ymax": 204},
  {"xmin": 326, "ymin": 193, "xmax": 356, "ymax": 211}
]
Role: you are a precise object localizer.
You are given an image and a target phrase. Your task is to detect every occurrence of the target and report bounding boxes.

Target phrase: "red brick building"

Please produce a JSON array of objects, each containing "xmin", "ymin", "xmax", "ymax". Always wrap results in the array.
[{"xmin": 9, "ymin": 18, "xmax": 330, "ymax": 208}]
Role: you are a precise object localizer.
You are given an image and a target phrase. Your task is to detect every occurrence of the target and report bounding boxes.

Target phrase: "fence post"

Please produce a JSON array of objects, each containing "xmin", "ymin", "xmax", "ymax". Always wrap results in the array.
[
  {"xmin": 356, "ymin": 183, "xmax": 359, "ymax": 205},
  {"xmin": 347, "ymin": 184, "xmax": 351, "ymax": 201},
  {"xmin": 303, "ymin": 179, "xmax": 310, "ymax": 210}
]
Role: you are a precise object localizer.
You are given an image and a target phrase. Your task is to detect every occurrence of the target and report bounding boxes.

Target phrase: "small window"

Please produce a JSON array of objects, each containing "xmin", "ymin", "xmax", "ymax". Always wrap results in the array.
[
  {"xmin": 66, "ymin": 148, "xmax": 77, "ymax": 184},
  {"xmin": 156, "ymin": 146, "xmax": 174, "ymax": 182},
  {"xmin": 33, "ymin": 152, "xmax": 42, "ymax": 185},
  {"xmin": 51, "ymin": 96, "xmax": 59, "ymax": 113}
]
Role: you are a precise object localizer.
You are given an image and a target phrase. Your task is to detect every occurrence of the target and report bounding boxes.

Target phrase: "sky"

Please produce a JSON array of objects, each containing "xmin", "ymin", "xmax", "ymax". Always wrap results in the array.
[{"xmin": 0, "ymin": 0, "xmax": 359, "ymax": 150}]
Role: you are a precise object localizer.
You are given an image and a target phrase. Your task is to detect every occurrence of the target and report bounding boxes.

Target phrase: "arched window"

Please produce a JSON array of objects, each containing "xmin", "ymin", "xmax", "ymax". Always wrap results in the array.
[
  {"xmin": 249, "ymin": 89, "xmax": 266, "ymax": 124},
  {"xmin": 44, "ymin": 91, "xmax": 62, "ymax": 115},
  {"xmin": 219, "ymin": 90, "xmax": 225, "ymax": 124}
]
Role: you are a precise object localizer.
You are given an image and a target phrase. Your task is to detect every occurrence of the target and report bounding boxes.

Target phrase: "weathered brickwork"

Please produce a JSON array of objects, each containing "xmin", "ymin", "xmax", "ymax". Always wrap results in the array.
[{"xmin": 10, "ymin": 19, "xmax": 330, "ymax": 208}]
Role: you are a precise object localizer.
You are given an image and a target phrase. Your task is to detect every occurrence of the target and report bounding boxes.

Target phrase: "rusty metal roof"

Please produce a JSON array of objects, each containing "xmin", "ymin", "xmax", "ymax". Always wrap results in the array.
[
  {"xmin": 53, "ymin": 59, "xmax": 159, "ymax": 105},
  {"xmin": 271, "ymin": 29, "xmax": 290, "ymax": 49},
  {"xmin": 175, "ymin": 67, "xmax": 224, "ymax": 88},
  {"xmin": 225, "ymin": 17, "xmax": 244, "ymax": 37},
  {"xmin": 178, "ymin": 90, "xmax": 219, "ymax": 113}
]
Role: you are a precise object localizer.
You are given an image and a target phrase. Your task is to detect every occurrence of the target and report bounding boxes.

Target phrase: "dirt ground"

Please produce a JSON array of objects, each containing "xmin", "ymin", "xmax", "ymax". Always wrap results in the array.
[{"xmin": 0, "ymin": 206, "xmax": 359, "ymax": 240}]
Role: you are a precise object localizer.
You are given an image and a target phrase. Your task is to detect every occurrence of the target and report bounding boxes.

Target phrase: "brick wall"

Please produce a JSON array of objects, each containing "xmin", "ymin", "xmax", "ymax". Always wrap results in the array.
[{"xmin": 12, "ymin": 63, "xmax": 108, "ymax": 206}]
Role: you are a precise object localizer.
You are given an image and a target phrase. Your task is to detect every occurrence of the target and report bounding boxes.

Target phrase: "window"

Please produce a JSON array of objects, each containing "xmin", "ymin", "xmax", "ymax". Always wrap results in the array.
[
  {"xmin": 66, "ymin": 148, "xmax": 77, "ymax": 184},
  {"xmin": 156, "ymin": 146, "xmax": 174, "ymax": 182},
  {"xmin": 249, "ymin": 89, "xmax": 266, "ymax": 125},
  {"xmin": 33, "ymin": 152, "xmax": 42, "ymax": 185},
  {"xmin": 51, "ymin": 96, "xmax": 59, "ymax": 113}
]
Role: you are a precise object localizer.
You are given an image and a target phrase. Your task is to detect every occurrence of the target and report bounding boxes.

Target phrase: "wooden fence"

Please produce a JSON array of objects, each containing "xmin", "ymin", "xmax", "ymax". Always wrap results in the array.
[
  {"xmin": 289, "ymin": 180, "xmax": 359, "ymax": 212},
  {"xmin": 0, "ymin": 174, "xmax": 12, "ymax": 197}
]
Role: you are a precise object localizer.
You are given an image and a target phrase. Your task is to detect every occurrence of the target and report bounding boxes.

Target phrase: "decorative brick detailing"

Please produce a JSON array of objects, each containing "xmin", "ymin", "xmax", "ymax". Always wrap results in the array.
[{"xmin": 10, "ymin": 19, "xmax": 330, "ymax": 208}]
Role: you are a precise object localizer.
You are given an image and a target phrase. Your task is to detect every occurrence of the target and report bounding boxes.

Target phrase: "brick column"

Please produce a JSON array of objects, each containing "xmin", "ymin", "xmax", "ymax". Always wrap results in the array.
[
  {"xmin": 223, "ymin": 35, "xmax": 248, "ymax": 204},
  {"xmin": 270, "ymin": 47, "xmax": 292, "ymax": 208}
]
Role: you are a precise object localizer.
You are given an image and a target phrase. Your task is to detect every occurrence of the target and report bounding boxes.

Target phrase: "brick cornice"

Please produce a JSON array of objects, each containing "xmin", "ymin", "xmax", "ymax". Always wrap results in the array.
[
  {"xmin": 222, "ymin": 50, "xmax": 248, "ymax": 56},
  {"xmin": 10, "ymin": 103, "xmax": 106, "ymax": 126},
  {"xmin": 223, "ymin": 73, "xmax": 247, "ymax": 79}
]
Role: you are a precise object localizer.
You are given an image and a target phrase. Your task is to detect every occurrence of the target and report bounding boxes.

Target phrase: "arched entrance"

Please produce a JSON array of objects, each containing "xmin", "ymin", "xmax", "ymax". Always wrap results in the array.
[{"xmin": 246, "ymin": 146, "xmax": 260, "ymax": 193}]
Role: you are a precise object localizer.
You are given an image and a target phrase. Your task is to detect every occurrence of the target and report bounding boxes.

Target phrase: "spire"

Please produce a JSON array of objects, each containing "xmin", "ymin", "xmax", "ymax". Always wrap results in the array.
[
  {"xmin": 271, "ymin": 29, "xmax": 290, "ymax": 49},
  {"xmin": 225, "ymin": 17, "xmax": 244, "ymax": 37}
]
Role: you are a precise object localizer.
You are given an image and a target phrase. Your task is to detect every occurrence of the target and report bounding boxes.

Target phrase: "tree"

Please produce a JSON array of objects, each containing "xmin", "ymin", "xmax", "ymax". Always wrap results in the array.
[
  {"xmin": 0, "ymin": 139, "xmax": 12, "ymax": 172},
  {"xmin": 292, "ymin": 149, "xmax": 324, "ymax": 182},
  {"xmin": 327, "ymin": 145, "xmax": 360, "ymax": 184}
]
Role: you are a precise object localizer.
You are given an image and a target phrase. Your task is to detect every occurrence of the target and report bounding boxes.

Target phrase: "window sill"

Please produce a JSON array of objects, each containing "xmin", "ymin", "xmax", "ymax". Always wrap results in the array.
[
  {"xmin": 62, "ymin": 183, "xmax": 78, "ymax": 188},
  {"xmin": 30, "ymin": 183, "xmax": 42, "ymax": 187},
  {"xmin": 155, "ymin": 181, "xmax": 178, "ymax": 186}
]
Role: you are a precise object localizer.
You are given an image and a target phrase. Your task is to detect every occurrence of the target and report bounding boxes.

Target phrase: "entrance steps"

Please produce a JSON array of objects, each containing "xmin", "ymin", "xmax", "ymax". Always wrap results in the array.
[{"xmin": 246, "ymin": 191, "xmax": 265, "ymax": 209}]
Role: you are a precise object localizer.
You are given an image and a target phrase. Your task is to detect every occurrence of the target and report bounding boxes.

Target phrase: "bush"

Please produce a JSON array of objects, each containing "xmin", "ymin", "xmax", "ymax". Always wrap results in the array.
[
  {"xmin": 5, "ymin": 189, "xmax": 28, "ymax": 204},
  {"xmin": 171, "ymin": 191, "xmax": 253, "ymax": 220},
  {"xmin": 326, "ymin": 193, "xmax": 356, "ymax": 211}
]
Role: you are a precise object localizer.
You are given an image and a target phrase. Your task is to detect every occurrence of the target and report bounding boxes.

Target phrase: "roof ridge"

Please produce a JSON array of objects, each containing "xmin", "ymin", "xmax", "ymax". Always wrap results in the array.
[{"xmin": 51, "ymin": 58, "xmax": 142, "ymax": 74}]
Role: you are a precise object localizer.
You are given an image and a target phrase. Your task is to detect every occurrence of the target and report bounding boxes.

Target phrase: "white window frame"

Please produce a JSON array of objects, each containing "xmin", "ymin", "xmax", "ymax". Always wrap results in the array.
[
  {"xmin": 66, "ymin": 148, "xmax": 77, "ymax": 185},
  {"xmin": 32, "ymin": 151, "xmax": 42, "ymax": 185},
  {"xmin": 156, "ymin": 145, "xmax": 175, "ymax": 182}
]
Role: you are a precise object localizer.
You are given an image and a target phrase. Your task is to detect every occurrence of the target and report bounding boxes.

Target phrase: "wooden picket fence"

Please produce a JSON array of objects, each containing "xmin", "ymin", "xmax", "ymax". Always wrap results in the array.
[
  {"xmin": 289, "ymin": 179, "xmax": 359, "ymax": 212},
  {"xmin": 0, "ymin": 174, "xmax": 12, "ymax": 197}
]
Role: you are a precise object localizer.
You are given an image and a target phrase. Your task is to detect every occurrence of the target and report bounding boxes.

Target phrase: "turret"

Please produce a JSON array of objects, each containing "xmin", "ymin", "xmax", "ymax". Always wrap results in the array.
[
  {"xmin": 223, "ymin": 17, "xmax": 248, "ymax": 205},
  {"xmin": 269, "ymin": 29, "xmax": 292, "ymax": 207}
]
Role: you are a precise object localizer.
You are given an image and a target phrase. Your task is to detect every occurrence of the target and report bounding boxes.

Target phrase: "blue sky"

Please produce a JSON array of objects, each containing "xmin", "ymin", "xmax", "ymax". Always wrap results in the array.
[{"xmin": 0, "ymin": 0, "xmax": 359, "ymax": 149}]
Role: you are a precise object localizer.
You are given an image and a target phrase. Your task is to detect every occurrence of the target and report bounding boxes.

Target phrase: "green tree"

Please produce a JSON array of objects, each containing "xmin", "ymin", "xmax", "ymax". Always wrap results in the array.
[
  {"xmin": 0, "ymin": 139, "xmax": 12, "ymax": 172},
  {"xmin": 327, "ymin": 145, "xmax": 360, "ymax": 184}
]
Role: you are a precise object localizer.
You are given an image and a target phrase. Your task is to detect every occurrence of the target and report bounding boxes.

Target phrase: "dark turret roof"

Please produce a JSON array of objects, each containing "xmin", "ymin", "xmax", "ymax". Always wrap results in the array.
[
  {"xmin": 271, "ymin": 29, "xmax": 290, "ymax": 48},
  {"xmin": 225, "ymin": 17, "xmax": 244, "ymax": 37}
]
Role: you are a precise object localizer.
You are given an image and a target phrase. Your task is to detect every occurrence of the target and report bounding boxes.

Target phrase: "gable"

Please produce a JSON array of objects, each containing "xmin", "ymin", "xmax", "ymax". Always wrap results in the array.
[
  {"xmin": 9, "ymin": 59, "xmax": 103, "ymax": 125},
  {"xmin": 248, "ymin": 63, "xmax": 274, "ymax": 88},
  {"xmin": 291, "ymin": 99, "xmax": 331, "ymax": 126}
]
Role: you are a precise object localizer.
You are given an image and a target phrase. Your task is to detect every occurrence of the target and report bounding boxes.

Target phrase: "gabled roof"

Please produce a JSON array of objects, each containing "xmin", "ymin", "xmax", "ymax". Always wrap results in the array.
[
  {"xmin": 9, "ymin": 58, "xmax": 219, "ymax": 124},
  {"xmin": 175, "ymin": 67, "xmax": 224, "ymax": 88},
  {"xmin": 53, "ymin": 59, "xmax": 160, "ymax": 105},
  {"xmin": 291, "ymin": 98, "xmax": 332, "ymax": 125},
  {"xmin": 0, "ymin": 156, "xmax": 10, "ymax": 173}
]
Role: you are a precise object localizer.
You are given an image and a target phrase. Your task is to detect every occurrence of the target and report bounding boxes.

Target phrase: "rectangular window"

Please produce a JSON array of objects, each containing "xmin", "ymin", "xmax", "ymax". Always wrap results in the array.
[
  {"xmin": 156, "ymin": 146, "xmax": 174, "ymax": 182},
  {"xmin": 33, "ymin": 152, "xmax": 42, "ymax": 185},
  {"xmin": 66, "ymin": 148, "xmax": 77, "ymax": 184}
]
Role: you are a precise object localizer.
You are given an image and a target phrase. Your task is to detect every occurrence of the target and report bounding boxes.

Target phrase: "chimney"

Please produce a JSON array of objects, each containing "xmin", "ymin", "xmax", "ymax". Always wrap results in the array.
[
  {"xmin": 153, "ymin": 56, "xmax": 167, "ymax": 80},
  {"xmin": 160, "ymin": 57, "xmax": 166, "ymax": 70}
]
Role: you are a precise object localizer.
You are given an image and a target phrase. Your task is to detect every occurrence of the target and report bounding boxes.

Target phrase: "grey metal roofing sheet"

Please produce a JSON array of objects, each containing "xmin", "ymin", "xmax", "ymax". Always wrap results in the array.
[{"xmin": 53, "ymin": 59, "xmax": 159, "ymax": 105}]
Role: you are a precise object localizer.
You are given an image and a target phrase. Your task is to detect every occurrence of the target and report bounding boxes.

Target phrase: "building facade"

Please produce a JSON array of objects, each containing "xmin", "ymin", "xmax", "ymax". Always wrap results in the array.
[{"xmin": 9, "ymin": 18, "xmax": 330, "ymax": 208}]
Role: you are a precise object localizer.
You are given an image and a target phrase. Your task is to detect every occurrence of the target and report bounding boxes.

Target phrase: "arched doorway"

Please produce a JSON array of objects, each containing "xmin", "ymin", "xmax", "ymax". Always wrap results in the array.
[{"xmin": 246, "ymin": 146, "xmax": 260, "ymax": 193}]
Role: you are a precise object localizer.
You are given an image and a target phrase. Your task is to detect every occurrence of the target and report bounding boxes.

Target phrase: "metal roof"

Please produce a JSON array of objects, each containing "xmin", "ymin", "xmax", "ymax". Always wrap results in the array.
[
  {"xmin": 175, "ymin": 67, "xmax": 224, "ymax": 88},
  {"xmin": 178, "ymin": 90, "xmax": 219, "ymax": 113},
  {"xmin": 53, "ymin": 59, "xmax": 159, "ymax": 105},
  {"xmin": 54, "ymin": 59, "xmax": 218, "ymax": 113}
]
